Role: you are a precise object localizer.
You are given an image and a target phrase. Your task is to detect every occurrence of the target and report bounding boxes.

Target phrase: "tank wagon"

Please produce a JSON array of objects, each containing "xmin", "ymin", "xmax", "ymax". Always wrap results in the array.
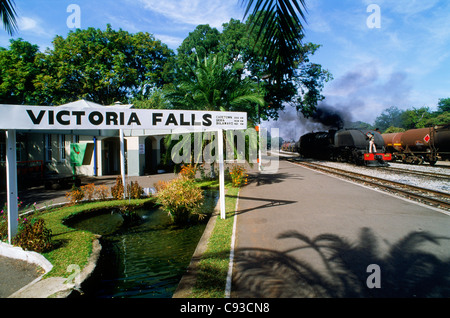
[
  {"xmin": 382, "ymin": 125, "xmax": 450, "ymax": 165},
  {"xmin": 296, "ymin": 129, "xmax": 391, "ymax": 167}
]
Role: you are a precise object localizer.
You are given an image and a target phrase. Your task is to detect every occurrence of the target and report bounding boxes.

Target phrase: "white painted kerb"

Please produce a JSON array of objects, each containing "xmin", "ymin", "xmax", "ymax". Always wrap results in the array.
[{"xmin": 0, "ymin": 242, "xmax": 53, "ymax": 273}]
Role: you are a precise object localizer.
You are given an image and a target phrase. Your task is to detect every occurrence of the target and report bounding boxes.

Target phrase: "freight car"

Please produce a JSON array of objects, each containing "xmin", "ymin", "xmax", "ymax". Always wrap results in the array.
[
  {"xmin": 382, "ymin": 125, "xmax": 450, "ymax": 165},
  {"xmin": 296, "ymin": 129, "xmax": 392, "ymax": 167}
]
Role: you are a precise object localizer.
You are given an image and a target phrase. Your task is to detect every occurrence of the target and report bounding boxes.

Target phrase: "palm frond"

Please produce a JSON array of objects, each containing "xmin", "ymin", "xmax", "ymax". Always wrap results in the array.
[
  {"xmin": 241, "ymin": 0, "xmax": 308, "ymax": 79},
  {"xmin": 1, "ymin": 0, "xmax": 18, "ymax": 36}
]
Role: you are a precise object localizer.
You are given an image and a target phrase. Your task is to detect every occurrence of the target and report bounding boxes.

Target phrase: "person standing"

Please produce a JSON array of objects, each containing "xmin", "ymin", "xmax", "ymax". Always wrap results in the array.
[{"xmin": 367, "ymin": 132, "xmax": 377, "ymax": 153}]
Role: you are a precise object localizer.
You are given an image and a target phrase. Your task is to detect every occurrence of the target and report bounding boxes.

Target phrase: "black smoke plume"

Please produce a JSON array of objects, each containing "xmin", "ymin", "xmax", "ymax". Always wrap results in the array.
[
  {"xmin": 309, "ymin": 104, "xmax": 350, "ymax": 130},
  {"xmin": 264, "ymin": 103, "xmax": 353, "ymax": 142}
]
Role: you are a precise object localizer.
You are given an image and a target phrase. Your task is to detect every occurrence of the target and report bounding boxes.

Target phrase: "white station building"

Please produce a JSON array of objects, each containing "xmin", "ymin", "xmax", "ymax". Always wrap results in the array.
[{"xmin": 1, "ymin": 100, "xmax": 170, "ymax": 188}]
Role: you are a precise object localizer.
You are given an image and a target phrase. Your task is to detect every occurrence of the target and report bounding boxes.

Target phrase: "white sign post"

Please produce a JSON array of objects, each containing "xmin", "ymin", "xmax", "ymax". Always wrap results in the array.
[
  {"xmin": 1, "ymin": 103, "xmax": 247, "ymax": 241},
  {"xmin": 217, "ymin": 129, "xmax": 226, "ymax": 219},
  {"xmin": 119, "ymin": 128, "xmax": 126, "ymax": 199},
  {"xmin": 6, "ymin": 130, "xmax": 18, "ymax": 244}
]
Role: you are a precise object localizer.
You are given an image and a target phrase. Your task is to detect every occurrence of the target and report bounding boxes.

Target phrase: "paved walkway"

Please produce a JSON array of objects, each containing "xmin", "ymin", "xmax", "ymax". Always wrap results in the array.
[
  {"xmin": 0, "ymin": 255, "xmax": 44, "ymax": 298},
  {"xmin": 230, "ymin": 158, "xmax": 450, "ymax": 297}
]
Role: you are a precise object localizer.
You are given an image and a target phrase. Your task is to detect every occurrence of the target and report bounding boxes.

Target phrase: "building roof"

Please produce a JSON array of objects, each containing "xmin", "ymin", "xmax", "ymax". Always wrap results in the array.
[{"xmin": 58, "ymin": 99, "xmax": 134, "ymax": 109}]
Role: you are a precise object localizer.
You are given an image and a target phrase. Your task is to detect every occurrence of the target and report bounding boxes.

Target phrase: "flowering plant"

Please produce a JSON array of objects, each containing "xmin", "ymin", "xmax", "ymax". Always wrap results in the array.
[
  {"xmin": 0, "ymin": 199, "xmax": 52, "ymax": 252},
  {"xmin": 65, "ymin": 186, "xmax": 84, "ymax": 205},
  {"xmin": 179, "ymin": 164, "xmax": 197, "ymax": 179},
  {"xmin": 156, "ymin": 175, "xmax": 204, "ymax": 224},
  {"xmin": 229, "ymin": 164, "xmax": 248, "ymax": 187}
]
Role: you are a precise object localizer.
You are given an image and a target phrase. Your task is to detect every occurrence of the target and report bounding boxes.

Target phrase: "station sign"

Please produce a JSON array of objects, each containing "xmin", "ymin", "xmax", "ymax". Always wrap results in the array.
[{"xmin": 0, "ymin": 105, "xmax": 247, "ymax": 131}]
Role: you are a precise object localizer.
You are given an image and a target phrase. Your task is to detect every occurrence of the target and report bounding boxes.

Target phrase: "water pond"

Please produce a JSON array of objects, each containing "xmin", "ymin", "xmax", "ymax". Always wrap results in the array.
[{"xmin": 70, "ymin": 191, "xmax": 218, "ymax": 298}]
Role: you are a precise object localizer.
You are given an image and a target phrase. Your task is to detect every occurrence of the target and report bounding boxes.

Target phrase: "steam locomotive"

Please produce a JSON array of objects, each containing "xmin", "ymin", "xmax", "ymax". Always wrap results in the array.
[
  {"xmin": 296, "ymin": 129, "xmax": 392, "ymax": 167},
  {"xmin": 382, "ymin": 125, "xmax": 450, "ymax": 165}
]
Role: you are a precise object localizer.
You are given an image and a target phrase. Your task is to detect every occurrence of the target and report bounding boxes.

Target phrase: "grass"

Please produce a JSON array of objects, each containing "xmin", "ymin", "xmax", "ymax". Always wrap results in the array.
[{"xmin": 190, "ymin": 186, "xmax": 239, "ymax": 298}]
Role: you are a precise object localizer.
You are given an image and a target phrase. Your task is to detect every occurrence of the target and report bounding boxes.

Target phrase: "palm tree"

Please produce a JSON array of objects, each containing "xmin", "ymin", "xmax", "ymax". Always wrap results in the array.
[
  {"xmin": 168, "ymin": 53, "xmax": 265, "ymax": 122},
  {"xmin": 1, "ymin": 0, "xmax": 18, "ymax": 35},
  {"xmin": 165, "ymin": 53, "xmax": 265, "ymax": 175},
  {"xmin": 241, "ymin": 0, "xmax": 308, "ymax": 80}
]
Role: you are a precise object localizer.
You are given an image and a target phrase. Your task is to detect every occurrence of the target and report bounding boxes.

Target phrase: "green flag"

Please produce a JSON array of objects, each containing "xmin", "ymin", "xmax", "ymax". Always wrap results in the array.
[{"xmin": 70, "ymin": 143, "xmax": 87, "ymax": 166}]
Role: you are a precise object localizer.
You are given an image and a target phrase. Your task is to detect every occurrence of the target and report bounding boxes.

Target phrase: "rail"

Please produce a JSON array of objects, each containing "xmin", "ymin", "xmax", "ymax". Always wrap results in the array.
[
  {"xmin": 289, "ymin": 159, "xmax": 450, "ymax": 211},
  {"xmin": 381, "ymin": 166, "xmax": 450, "ymax": 181}
]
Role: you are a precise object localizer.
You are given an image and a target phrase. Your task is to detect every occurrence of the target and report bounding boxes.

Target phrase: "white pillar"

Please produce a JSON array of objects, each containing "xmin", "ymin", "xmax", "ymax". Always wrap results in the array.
[
  {"xmin": 6, "ymin": 130, "xmax": 18, "ymax": 244},
  {"xmin": 119, "ymin": 129, "xmax": 126, "ymax": 199},
  {"xmin": 258, "ymin": 125, "xmax": 262, "ymax": 171},
  {"xmin": 218, "ymin": 129, "xmax": 226, "ymax": 219}
]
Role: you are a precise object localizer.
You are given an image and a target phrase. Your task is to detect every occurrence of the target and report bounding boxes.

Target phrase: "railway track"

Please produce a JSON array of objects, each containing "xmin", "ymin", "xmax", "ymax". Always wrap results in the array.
[
  {"xmin": 289, "ymin": 159, "xmax": 450, "ymax": 211},
  {"xmin": 381, "ymin": 166, "xmax": 450, "ymax": 181},
  {"xmin": 389, "ymin": 161, "xmax": 450, "ymax": 170}
]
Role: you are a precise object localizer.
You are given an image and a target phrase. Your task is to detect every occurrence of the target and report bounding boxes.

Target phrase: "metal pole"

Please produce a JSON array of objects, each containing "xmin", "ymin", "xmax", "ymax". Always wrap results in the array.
[
  {"xmin": 6, "ymin": 129, "xmax": 18, "ymax": 244},
  {"xmin": 218, "ymin": 129, "xmax": 226, "ymax": 219},
  {"xmin": 119, "ymin": 129, "xmax": 126, "ymax": 199}
]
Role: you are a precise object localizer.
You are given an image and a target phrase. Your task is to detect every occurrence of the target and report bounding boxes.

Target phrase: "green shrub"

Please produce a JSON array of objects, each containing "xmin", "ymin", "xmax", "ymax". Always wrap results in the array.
[
  {"xmin": 156, "ymin": 176, "xmax": 204, "ymax": 224},
  {"xmin": 80, "ymin": 183, "xmax": 96, "ymax": 201},
  {"xmin": 95, "ymin": 184, "xmax": 110, "ymax": 200},
  {"xmin": 0, "ymin": 209, "xmax": 7, "ymax": 242},
  {"xmin": 12, "ymin": 217, "xmax": 53, "ymax": 253},
  {"xmin": 65, "ymin": 185, "xmax": 84, "ymax": 205},
  {"xmin": 127, "ymin": 181, "xmax": 144, "ymax": 199},
  {"xmin": 111, "ymin": 176, "xmax": 124, "ymax": 200}
]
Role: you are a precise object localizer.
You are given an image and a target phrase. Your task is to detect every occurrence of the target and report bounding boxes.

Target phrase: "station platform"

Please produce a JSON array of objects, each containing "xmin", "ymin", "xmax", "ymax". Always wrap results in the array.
[{"xmin": 230, "ymin": 158, "xmax": 450, "ymax": 297}]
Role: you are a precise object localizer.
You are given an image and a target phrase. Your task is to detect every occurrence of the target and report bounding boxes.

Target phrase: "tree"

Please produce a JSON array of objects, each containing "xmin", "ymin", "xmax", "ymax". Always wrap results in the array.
[
  {"xmin": 373, "ymin": 99, "xmax": 449, "ymax": 132},
  {"xmin": 166, "ymin": 53, "xmax": 265, "ymax": 122},
  {"xmin": 176, "ymin": 24, "xmax": 221, "ymax": 72},
  {"xmin": 174, "ymin": 18, "xmax": 330, "ymax": 121},
  {"xmin": 0, "ymin": 0, "xmax": 18, "ymax": 35},
  {"xmin": 400, "ymin": 107, "xmax": 432, "ymax": 129},
  {"xmin": 295, "ymin": 55, "xmax": 333, "ymax": 117},
  {"xmin": 164, "ymin": 53, "xmax": 265, "ymax": 175},
  {"xmin": 384, "ymin": 126, "xmax": 405, "ymax": 133},
  {"xmin": 37, "ymin": 25, "xmax": 175, "ymax": 105},
  {"xmin": 132, "ymin": 88, "xmax": 171, "ymax": 109},
  {"xmin": 238, "ymin": 1, "xmax": 336, "ymax": 118},
  {"xmin": 437, "ymin": 98, "xmax": 450, "ymax": 113},
  {"xmin": 421, "ymin": 112, "xmax": 450, "ymax": 127},
  {"xmin": 0, "ymin": 39, "xmax": 43, "ymax": 104},
  {"xmin": 374, "ymin": 106, "xmax": 404, "ymax": 132}
]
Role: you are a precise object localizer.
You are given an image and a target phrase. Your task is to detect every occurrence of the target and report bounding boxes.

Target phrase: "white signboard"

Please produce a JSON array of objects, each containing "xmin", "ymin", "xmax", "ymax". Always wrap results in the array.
[{"xmin": 0, "ymin": 105, "xmax": 247, "ymax": 131}]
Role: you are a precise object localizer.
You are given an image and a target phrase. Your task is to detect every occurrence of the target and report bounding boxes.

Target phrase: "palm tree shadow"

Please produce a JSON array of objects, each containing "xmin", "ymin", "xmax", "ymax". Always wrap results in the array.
[{"xmin": 232, "ymin": 227, "xmax": 450, "ymax": 298}]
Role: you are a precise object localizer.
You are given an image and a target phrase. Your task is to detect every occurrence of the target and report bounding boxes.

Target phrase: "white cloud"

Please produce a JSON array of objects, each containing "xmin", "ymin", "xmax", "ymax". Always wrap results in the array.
[
  {"xmin": 388, "ymin": 0, "xmax": 440, "ymax": 16},
  {"xmin": 18, "ymin": 16, "xmax": 38, "ymax": 31},
  {"xmin": 17, "ymin": 16, "xmax": 52, "ymax": 37},
  {"xmin": 154, "ymin": 34, "xmax": 184, "ymax": 49},
  {"xmin": 137, "ymin": 0, "xmax": 242, "ymax": 28}
]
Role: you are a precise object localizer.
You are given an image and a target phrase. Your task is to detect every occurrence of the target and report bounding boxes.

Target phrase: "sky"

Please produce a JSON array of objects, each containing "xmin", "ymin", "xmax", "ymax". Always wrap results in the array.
[{"xmin": 2, "ymin": 0, "xmax": 450, "ymax": 140}]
